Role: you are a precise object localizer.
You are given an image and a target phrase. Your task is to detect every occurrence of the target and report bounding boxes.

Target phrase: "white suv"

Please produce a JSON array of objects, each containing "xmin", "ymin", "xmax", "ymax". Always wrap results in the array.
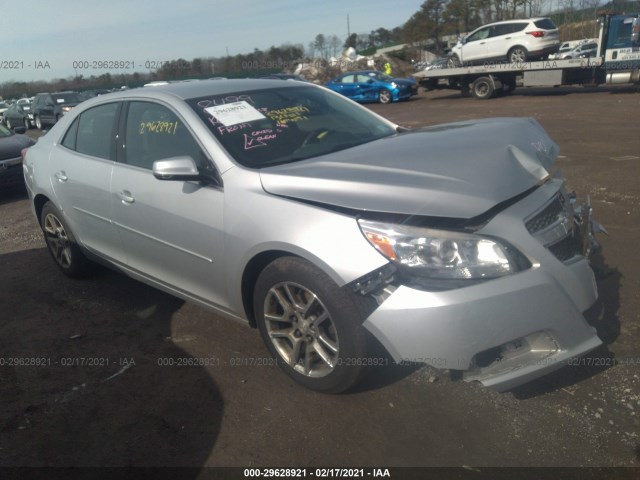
[{"xmin": 449, "ymin": 18, "xmax": 560, "ymax": 66}]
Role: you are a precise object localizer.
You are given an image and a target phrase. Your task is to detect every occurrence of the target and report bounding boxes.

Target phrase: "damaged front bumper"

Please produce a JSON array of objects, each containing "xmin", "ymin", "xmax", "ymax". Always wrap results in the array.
[{"xmin": 362, "ymin": 180, "xmax": 606, "ymax": 391}]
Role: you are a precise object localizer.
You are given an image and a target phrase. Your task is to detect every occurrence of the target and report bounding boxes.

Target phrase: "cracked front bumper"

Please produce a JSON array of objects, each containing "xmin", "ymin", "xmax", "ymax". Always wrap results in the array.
[{"xmin": 362, "ymin": 180, "xmax": 604, "ymax": 391}]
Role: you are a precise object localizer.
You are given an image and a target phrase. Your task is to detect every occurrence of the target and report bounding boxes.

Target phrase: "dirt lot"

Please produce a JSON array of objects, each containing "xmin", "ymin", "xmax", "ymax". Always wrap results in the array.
[{"xmin": 1, "ymin": 85, "xmax": 640, "ymax": 472}]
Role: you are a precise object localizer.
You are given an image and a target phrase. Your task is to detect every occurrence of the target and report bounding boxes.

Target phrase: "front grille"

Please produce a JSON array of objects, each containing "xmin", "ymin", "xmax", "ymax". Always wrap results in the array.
[
  {"xmin": 548, "ymin": 229, "xmax": 583, "ymax": 262},
  {"xmin": 526, "ymin": 193, "xmax": 581, "ymax": 263},
  {"xmin": 525, "ymin": 196, "xmax": 564, "ymax": 234}
]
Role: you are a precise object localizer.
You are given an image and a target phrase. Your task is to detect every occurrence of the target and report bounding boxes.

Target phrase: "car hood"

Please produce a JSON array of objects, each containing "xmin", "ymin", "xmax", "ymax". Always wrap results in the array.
[
  {"xmin": 0, "ymin": 134, "xmax": 34, "ymax": 160},
  {"xmin": 259, "ymin": 117, "xmax": 558, "ymax": 219}
]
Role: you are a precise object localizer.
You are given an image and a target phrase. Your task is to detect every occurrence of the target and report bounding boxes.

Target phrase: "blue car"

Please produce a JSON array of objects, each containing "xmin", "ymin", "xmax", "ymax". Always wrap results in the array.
[{"xmin": 325, "ymin": 70, "xmax": 417, "ymax": 104}]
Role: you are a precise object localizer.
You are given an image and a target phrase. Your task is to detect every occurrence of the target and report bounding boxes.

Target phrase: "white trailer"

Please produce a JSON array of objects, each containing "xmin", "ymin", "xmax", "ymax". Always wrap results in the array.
[{"xmin": 414, "ymin": 13, "xmax": 640, "ymax": 99}]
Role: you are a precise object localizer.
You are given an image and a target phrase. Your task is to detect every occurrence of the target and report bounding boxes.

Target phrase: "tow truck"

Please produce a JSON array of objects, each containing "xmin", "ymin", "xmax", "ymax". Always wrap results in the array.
[{"xmin": 414, "ymin": 12, "xmax": 640, "ymax": 99}]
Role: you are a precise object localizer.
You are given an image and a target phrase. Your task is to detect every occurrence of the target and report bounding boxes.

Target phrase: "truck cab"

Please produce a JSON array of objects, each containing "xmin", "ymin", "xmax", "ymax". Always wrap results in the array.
[{"xmin": 598, "ymin": 13, "xmax": 640, "ymax": 83}]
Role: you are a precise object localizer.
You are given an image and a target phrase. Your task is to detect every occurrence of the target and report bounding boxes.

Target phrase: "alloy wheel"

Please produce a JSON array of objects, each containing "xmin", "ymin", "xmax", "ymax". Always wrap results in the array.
[{"xmin": 263, "ymin": 281, "xmax": 339, "ymax": 378}]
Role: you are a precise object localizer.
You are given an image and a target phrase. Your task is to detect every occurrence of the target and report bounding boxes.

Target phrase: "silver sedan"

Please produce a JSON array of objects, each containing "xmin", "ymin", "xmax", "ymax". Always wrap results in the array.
[{"xmin": 23, "ymin": 79, "xmax": 604, "ymax": 393}]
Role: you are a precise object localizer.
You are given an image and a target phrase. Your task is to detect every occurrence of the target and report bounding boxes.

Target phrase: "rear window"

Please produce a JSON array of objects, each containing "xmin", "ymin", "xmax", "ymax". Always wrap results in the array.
[
  {"xmin": 52, "ymin": 92, "xmax": 83, "ymax": 104},
  {"xmin": 534, "ymin": 19, "xmax": 557, "ymax": 30}
]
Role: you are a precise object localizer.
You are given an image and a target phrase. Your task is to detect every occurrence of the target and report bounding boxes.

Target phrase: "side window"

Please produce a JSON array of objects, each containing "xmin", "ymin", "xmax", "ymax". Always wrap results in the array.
[
  {"xmin": 124, "ymin": 101, "xmax": 203, "ymax": 170},
  {"xmin": 510, "ymin": 23, "xmax": 528, "ymax": 33},
  {"xmin": 61, "ymin": 117, "xmax": 79, "ymax": 150},
  {"xmin": 468, "ymin": 27, "xmax": 490, "ymax": 42},
  {"xmin": 75, "ymin": 103, "xmax": 118, "ymax": 160},
  {"xmin": 491, "ymin": 25, "xmax": 511, "ymax": 37},
  {"xmin": 340, "ymin": 74, "xmax": 357, "ymax": 83}
]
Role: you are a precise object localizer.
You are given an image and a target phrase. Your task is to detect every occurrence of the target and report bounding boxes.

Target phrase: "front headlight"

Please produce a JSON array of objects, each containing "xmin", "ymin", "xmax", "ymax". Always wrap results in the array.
[
  {"xmin": 390, "ymin": 82, "xmax": 398, "ymax": 89},
  {"xmin": 358, "ymin": 219, "xmax": 519, "ymax": 280}
]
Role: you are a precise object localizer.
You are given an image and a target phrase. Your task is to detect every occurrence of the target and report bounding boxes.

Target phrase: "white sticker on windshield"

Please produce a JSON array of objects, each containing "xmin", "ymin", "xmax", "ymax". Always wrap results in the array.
[
  {"xmin": 56, "ymin": 99, "xmax": 65, "ymax": 103},
  {"xmin": 204, "ymin": 101, "xmax": 265, "ymax": 126}
]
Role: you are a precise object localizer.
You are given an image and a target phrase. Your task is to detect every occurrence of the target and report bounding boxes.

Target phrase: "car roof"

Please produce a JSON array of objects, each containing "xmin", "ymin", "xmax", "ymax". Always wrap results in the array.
[
  {"xmin": 75, "ymin": 78, "xmax": 313, "ymax": 105},
  {"xmin": 113, "ymin": 78, "xmax": 309, "ymax": 100},
  {"xmin": 482, "ymin": 17, "xmax": 549, "ymax": 27}
]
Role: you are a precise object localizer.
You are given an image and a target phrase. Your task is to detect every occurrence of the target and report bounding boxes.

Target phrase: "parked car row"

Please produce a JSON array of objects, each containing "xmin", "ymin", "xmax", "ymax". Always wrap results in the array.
[{"xmin": 1, "ymin": 91, "xmax": 101, "ymax": 131}]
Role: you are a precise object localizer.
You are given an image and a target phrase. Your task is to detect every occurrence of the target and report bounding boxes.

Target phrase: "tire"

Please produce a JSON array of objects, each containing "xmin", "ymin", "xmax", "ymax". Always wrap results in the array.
[
  {"xmin": 5, "ymin": 119, "xmax": 12, "ymax": 130},
  {"xmin": 24, "ymin": 117, "xmax": 30, "ymax": 129},
  {"xmin": 500, "ymin": 78, "xmax": 517, "ymax": 95},
  {"xmin": 378, "ymin": 89, "xmax": 392, "ymax": 104},
  {"xmin": 35, "ymin": 115, "xmax": 43, "ymax": 130},
  {"xmin": 507, "ymin": 46, "xmax": 529, "ymax": 63},
  {"xmin": 471, "ymin": 76, "xmax": 495, "ymax": 99},
  {"xmin": 447, "ymin": 55, "xmax": 461, "ymax": 68},
  {"xmin": 40, "ymin": 202, "xmax": 93, "ymax": 278},
  {"xmin": 253, "ymin": 256, "xmax": 369, "ymax": 393}
]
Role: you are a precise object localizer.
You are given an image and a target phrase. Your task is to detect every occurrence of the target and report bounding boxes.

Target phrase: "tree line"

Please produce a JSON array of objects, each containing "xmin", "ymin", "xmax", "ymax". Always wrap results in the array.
[{"xmin": 2, "ymin": 0, "xmax": 638, "ymax": 99}]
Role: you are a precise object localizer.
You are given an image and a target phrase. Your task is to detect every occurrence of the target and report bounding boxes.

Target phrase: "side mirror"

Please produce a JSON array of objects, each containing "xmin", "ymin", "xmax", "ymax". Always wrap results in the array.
[
  {"xmin": 152, "ymin": 156, "xmax": 201, "ymax": 181},
  {"xmin": 13, "ymin": 126, "xmax": 27, "ymax": 134},
  {"xmin": 153, "ymin": 156, "xmax": 222, "ymax": 185},
  {"xmin": 367, "ymin": 78, "xmax": 376, "ymax": 84}
]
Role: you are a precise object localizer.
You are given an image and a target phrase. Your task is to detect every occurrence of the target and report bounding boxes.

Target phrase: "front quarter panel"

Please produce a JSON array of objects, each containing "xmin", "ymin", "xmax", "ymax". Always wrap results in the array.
[{"xmin": 221, "ymin": 167, "xmax": 388, "ymax": 315}]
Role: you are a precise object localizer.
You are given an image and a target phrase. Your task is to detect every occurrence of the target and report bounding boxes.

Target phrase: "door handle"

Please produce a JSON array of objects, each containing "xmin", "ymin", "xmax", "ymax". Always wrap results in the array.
[
  {"xmin": 505, "ymin": 37, "xmax": 511, "ymax": 39},
  {"xmin": 55, "ymin": 171, "xmax": 68, "ymax": 182},
  {"xmin": 117, "ymin": 190, "xmax": 135, "ymax": 204}
]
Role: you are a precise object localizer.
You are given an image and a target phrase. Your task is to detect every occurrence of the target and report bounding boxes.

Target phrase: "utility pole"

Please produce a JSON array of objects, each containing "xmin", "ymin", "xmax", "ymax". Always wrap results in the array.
[{"xmin": 347, "ymin": 14, "xmax": 350, "ymax": 38}]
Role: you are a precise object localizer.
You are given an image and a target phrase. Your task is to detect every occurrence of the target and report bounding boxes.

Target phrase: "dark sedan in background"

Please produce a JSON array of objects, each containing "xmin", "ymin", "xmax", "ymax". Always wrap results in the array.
[
  {"xmin": 2, "ymin": 103, "xmax": 34, "ymax": 130},
  {"xmin": 0, "ymin": 124, "xmax": 35, "ymax": 188},
  {"xmin": 325, "ymin": 70, "xmax": 417, "ymax": 104}
]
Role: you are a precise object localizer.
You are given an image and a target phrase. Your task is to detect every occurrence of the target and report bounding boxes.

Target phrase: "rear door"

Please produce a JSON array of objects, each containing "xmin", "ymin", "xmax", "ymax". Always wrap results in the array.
[
  {"xmin": 48, "ymin": 102, "xmax": 124, "ymax": 263},
  {"xmin": 336, "ymin": 74, "xmax": 359, "ymax": 99}
]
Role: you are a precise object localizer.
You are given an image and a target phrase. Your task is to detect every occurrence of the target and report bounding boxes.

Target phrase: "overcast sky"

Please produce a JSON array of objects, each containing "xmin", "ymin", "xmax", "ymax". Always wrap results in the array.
[{"xmin": 2, "ymin": 0, "xmax": 423, "ymax": 83}]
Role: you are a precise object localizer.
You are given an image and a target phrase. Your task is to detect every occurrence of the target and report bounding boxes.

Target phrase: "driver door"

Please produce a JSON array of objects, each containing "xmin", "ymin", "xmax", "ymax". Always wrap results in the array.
[
  {"xmin": 461, "ymin": 26, "xmax": 491, "ymax": 63},
  {"xmin": 110, "ymin": 101, "xmax": 228, "ymax": 308}
]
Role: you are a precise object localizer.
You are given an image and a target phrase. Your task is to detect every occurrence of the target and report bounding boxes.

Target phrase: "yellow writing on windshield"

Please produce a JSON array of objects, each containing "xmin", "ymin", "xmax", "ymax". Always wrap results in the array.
[
  {"xmin": 139, "ymin": 120, "xmax": 179, "ymax": 135},
  {"xmin": 266, "ymin": 106, "xmax": 309, "ymax": 125}
]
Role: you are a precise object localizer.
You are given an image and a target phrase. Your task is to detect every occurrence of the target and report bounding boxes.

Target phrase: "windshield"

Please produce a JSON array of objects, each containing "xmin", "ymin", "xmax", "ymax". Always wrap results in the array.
[
  {"xmin": 186, "ymin": 85, "xmax": 396, "ymax": 168},
  {"xmin": 52, "ymin": 92, "xmax": 83, "ymax": 104}
]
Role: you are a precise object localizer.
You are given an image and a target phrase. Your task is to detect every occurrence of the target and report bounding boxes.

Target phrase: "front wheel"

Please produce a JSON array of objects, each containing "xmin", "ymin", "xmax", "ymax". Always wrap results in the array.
[
  {"xmin": 41, "ymin": 202, "xmax": 93, "ymax": 277},
  {"xmin": 378, "ymin": 89, "xmax": 392, "ymax": 104},
  {"xmin": 253, "ymin": 257, "xmax": 369, "ymax": 393},
  {"xmin": 447, "ymin": 55, "xmax": 461, "ymax": 68},
  {"xmin": 5, "ymin": 119, "xmax": 12, "ymax": 130},
  {"xmin": 35, "ymin": 115, "xmax": 43, "ymax": 130}
]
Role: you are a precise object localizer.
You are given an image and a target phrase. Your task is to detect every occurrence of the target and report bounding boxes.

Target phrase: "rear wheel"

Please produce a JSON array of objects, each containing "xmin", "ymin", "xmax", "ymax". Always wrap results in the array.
[
  {"xmin": 253, "ymin": 257, "xmax": 369, "ymax": 393},
  {"xmin": 41, "ymin": 202, "xmax": 93, "ymax": 277},
  {"xmin": 378, "ymin": 89, "xmax": 392, "ymax": 104},
  {"xmin": 471, "ymin": 76, "xmax": 495, "ymax": 99}
]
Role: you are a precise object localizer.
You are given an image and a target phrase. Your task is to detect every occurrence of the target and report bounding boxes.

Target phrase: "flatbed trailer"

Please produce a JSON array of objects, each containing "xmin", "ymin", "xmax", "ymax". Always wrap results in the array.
[{"xmin": 414, "ymin": 13, "xmax": 640, "ymax": 99}]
